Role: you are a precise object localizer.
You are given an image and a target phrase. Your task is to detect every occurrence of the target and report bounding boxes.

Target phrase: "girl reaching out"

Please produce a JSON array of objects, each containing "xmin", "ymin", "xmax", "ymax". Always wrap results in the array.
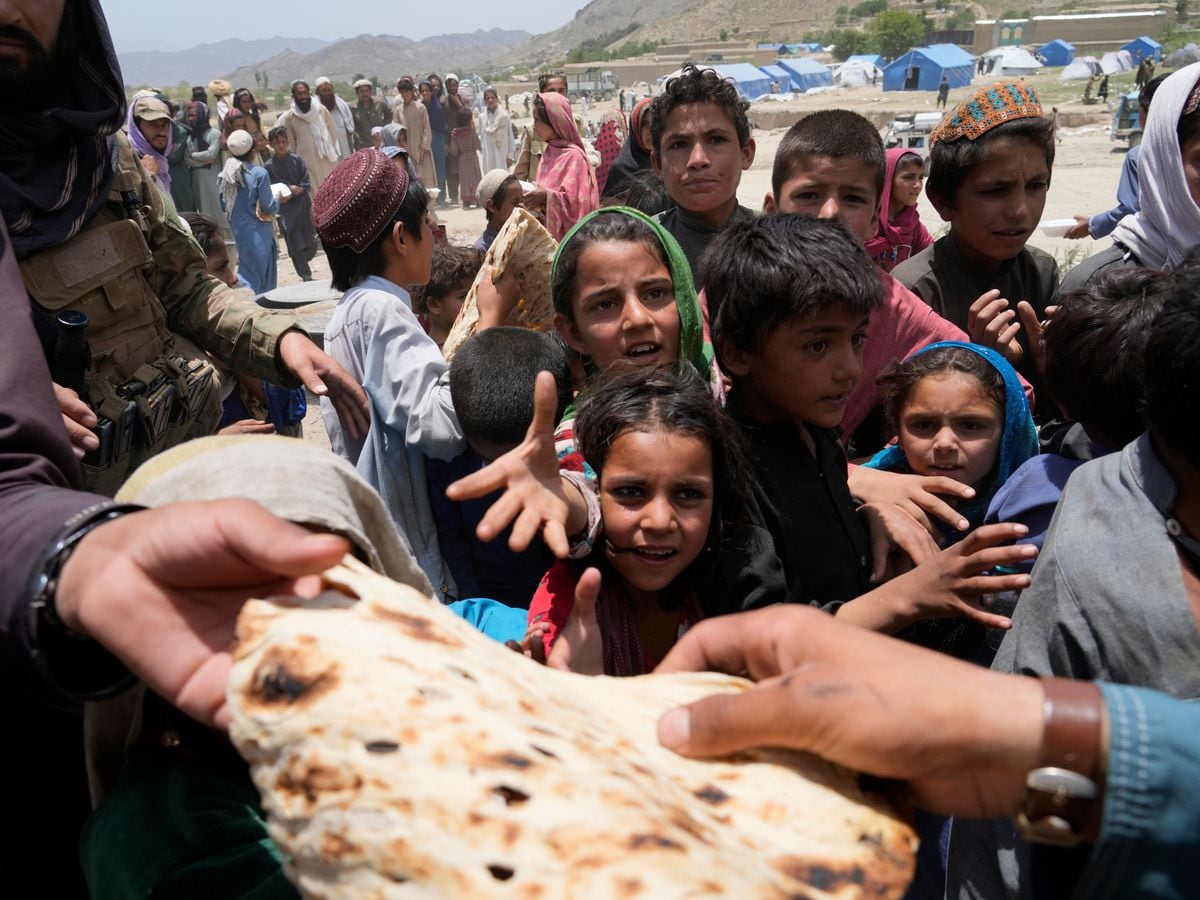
[
  {"xmin": 865, "ymin": 148, "xmax": 932, "ymax": 273},
  {"xmin": 527, "ymin": 364, "xmax": 753, "ymax": 675},
  {"xmin": 864, "ymin": 342, "xmax": 1038, "ymax": 539}
]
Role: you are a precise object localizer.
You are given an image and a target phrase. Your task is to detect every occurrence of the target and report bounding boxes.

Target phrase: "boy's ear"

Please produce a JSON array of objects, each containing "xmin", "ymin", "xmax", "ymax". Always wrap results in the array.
[
  {"xmin": 650, "ymin": 147, "xmax": 661, "ymax": 175},
  {"xmin": 716, "ymin": 336, "xmax": 752, "ymax": 378},
  {"xmin": 927, "ymin": 185, "xmax": 954, "ymax": 223},
  {"xmin": 739, "ymin": 137, "xmax": 756, "ymax": 171},
  {"xmin": 762, "ymin": 191, "xmax": 778, "ymax": 215},
  {"xmin": 553, "ymin": 312, "xmax": 588, "ymax": 357}
]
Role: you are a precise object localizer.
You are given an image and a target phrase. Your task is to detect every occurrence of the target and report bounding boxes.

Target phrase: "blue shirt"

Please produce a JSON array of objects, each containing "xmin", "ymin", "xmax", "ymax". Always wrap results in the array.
[{"xmin": 1089, "ymin": 145, "xmax": 1141, "ymax": 238}]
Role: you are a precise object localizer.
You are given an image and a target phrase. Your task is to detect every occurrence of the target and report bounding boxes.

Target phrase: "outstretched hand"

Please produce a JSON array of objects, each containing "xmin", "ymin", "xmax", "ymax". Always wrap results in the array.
[
  {"xmin": 56, "ymin": 500, "xmax": 350, "ymax": 729},
  {"xmin": 654, "ymin": 605, "xmax": 1044, "ymax": 817},
  {"xmin": 967, "ymin": 289, "xmax": 1023, "ymax": 364},
  {"xmin": 277, "ymin": 330, "xmax": 370, "ymax": 440},
  {"xmin": 848, "ymin": 466, "xmax": 975, "ymax": 535},
  {"xmin": 445, "ymin": 371, "xmax": 586, "ymax": 558},
  {"xmin": 546, "ymin": 567, "xmax": 604, "ymax": 674}
]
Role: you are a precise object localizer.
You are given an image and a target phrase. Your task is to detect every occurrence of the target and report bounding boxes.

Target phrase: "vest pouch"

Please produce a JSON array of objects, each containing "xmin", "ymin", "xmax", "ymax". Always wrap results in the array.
[{"xmin": 20, "ymin": 218, "xmax": 168, "ymax": 382}]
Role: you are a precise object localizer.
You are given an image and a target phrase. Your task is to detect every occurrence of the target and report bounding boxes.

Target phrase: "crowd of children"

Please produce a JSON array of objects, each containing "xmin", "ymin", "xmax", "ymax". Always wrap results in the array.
[{"xmin": 78, "ymin": 59, "xmax": 1200, "ymax": 895}]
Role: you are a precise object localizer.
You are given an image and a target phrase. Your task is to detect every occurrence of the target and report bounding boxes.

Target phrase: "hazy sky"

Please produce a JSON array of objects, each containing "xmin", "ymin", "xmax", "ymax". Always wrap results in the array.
[{"xmin": 101, "ymin": 0, "xmax": 589, "ymax": 50}]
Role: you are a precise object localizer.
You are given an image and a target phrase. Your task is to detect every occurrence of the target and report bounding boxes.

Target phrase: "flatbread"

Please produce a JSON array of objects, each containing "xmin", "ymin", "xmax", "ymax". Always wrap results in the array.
[
  {"xmin": 228, "ymin": 558, "xmax": 916, "ymax": 899},
  {"xmin": 441, "ymin": 208, "xmax": 558, "ymax": 361}
]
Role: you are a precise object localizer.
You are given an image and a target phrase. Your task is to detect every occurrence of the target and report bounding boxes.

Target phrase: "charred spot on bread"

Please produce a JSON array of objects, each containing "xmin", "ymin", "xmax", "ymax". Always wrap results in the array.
[
  {"xmin": 629, "ymin": 834, "xmax": 684, "ymax": 851},
  {"xmin": 250, "ymin": 645, "xmax": 338, "ymax": 707},
  {"xmin": 490, "ymin": 752, "xmax": 533, "ymax": 770},
  {"xmin": 371, "ymin": 608, "xmax": 463, "ymax": 647},
  {"xmin": 693, "ymin": 785, "xmax": 731, "ymax": 805},
  {"xmin": 487, "ymin": 864, "xmax": 515, "ymax": 881},
  {"xmin": 365, "ymin": 740, "xmax": 401, "ymax": 754},
  {"xmin": 492, "ymin": 785, "xmax": 531, "ymax": 806},
  {"xmin": 774, "ymin": 856, "xmax": 867, "ymax": 891},
  {"xmin": 529, "ymin": 744, "xmax": 559, "ymax": 760},
  {"xmin": 446, "ymin": 664, "xmax": 478, "ymax": 682}
]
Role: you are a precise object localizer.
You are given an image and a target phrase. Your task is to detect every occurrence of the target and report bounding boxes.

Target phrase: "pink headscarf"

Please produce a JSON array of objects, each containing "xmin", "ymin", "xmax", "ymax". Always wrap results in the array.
[
  {"xmin": 535, "ymin": 92, "xmax": 599, "ymax": 240},
  {"xmin": 865, "ymin": 147, "xmax": 932, "ymax": 273}
]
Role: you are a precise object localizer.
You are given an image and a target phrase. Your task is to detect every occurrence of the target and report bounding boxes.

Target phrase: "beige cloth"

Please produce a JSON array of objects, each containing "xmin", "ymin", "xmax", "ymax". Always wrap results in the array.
[
  {"xmin": 393, "ymin": 98, "xmax": 437, "ymax": 188},
  {"xmin": 277, "ymin": 105, "xmax": 342, "ymax": 189},
  {"xmin": 84, "ymin": 434, "xmax": 433, "ymax": 806}
]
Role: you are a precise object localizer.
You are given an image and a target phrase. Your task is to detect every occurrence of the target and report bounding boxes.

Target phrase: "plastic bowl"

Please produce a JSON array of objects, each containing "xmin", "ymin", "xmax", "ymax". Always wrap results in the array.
[{"xmin": 1040, "ymin": 218, "xmax": 1077, "ymax": 238}]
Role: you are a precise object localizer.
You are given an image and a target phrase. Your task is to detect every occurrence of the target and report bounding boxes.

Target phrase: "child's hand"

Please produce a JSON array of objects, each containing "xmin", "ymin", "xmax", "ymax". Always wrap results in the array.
[
  {"xmin": 445, "ymin": 372, "xmax": 586, "ymax": 558},
  {"xmin": 506, "ymin": 619, "xmax": 548, "ymax": 664},
  {"xmin": 967, "ymin": 290, "xmax": 1023, "ymax": 364},
  {"xmin": 1015, "ymin": 301, "xmax": 1059, "ymax": 378},
  {"xmin": 859, "ymin": 502, "xmax": 941, "ymax": 583},
  {"xmin": 473, "ymin": 265, "xmax": 522, "ymax": 330},
  {"xmin": 546, "ymin": 568, "xmax": 604, "ymax": 675},
  {"xmin": 1064, "ymin": 215, "xmax": 1090, "ymax": 240},
  {"xmin": 848, "ymin": 466, "xmax": 973, "ymax": 535}
]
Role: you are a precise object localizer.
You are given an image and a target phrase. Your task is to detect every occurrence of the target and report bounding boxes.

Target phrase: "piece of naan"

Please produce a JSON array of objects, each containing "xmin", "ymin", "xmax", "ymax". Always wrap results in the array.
[
  {"xmin": 228, "ymin": 558, "xmax": 916, "ymax": 899},
  {"xmin": 441, "ymin": 208, "xmax": 557, "ymax": 361}
]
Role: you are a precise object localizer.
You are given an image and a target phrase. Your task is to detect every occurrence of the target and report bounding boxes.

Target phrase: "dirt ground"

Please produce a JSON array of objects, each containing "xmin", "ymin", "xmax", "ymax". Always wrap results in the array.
[{"xmin": 279, "ymin": 91, "xmax": 1128, "ymax": 445}]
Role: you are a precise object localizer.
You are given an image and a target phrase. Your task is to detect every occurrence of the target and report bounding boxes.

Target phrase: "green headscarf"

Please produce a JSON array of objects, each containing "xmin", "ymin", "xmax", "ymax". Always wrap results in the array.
[{"xmin": 551, "ymin": 206, "xmax": 713, "ymax": 381}]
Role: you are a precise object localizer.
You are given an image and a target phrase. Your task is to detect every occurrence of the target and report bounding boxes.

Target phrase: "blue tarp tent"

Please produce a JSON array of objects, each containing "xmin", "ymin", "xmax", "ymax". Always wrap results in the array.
[
  {"xmin": 1122, "ymin": 35, "xmax": 1162, "ymax": 62},
  {"xmin": 882, "ymin": 44, "xmax": 975, "ymax": 92},
  {"xmin": 713, "ymin": 63, "xmax": 774, "ymax": 99},
  {"xmin": 758, "ymin": 64, "xmax": 795, "ymax": 92},
  {"xmin": 845, "ymin": 53, "xmax": 886, "ymax": 69},
  {"xmin": 1036, "ymin": 39, "xmax": 1074, "ymax": 66},
  {"xmin": 775, "ymin": 57, "xmax": 834, "ymax": 91}
]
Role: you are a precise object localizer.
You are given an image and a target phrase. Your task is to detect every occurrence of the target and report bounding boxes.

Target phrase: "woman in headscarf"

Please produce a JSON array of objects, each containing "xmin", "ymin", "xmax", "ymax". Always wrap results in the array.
[
  {"xmin": 600, "ymin": 97, "xmax": 653, "ymax": 201},
  {"xmin": 183, "ymin": 100, "xmax": 229, "ymax": 238},
  {"xmin": 592, "ymin": 109, "xmax": 628, "ymax": 197},
  {"xmin": 525, "ymin": 92, "xmax": 599, "ymax": 241},
  {"xmin": 231, "ymin": 88, "xmax": 262, "ymax": 136},
  {"xmin": 1059, "ymin": 62, "xmax": 1200, "ymax": 293}
]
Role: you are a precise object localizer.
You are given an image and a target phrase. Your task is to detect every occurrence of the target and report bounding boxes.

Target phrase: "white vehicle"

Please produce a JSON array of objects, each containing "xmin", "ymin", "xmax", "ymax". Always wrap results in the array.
[{"xmin": 882, "ymin": 112, "xmax": 943, "ymax": 158}]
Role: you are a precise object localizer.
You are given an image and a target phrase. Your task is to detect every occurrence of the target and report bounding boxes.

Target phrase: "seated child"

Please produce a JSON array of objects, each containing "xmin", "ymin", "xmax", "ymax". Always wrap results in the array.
[
  {"xmin": 946, "ymin": 248, "xmax": 1200, "ymax": 900},
  {"xmin": 474, "ymin": 168, "xmax": 524, "ymax": 253},
  {"xmin": 864, "ymin": 148, "xmax": 932, "ymax": 273},
  {"xmin": 412, "ymin": 244, "xmax": 481, "ymax": 351},
  {"xmin": 312, "ymin": 149, "xmax": 517, "ymax": 594},
  {"xmin": 427, "ymin": 327, "xmax": 572, "ymax": 607},
  {"xmin": 649, "ymin": 64, "xmax": 758, "ymax": 279},
  {"xmin": 528, "ymin": 364, "xmax": 754, "ymax": 674},
  {"xmin": 985, "ymin": 267, "xmax": 1167, "ymax": 551},
  {"xmin": 705, "ymin": 214, "xmax": 1035, "ymax": 627},
  {"xmin": 865, "ymin": 342, "xmax": 1038, "ymax": 539},
  {"xmin": 892, "ymin": 81, "xmax": 1058, "ymax": 389}
]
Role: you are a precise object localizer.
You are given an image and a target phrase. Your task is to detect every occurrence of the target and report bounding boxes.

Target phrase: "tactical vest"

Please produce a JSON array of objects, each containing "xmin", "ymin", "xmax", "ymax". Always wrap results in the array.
[{"xmin": 19, "ymin": 133, "xmax": 220, "ymax": 496}]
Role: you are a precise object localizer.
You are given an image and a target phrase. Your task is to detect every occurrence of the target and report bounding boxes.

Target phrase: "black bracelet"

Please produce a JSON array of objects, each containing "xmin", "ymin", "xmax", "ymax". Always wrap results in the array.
[{"xmin": 30, "ymin": 504, "xmax": 145, "ymax": 641}]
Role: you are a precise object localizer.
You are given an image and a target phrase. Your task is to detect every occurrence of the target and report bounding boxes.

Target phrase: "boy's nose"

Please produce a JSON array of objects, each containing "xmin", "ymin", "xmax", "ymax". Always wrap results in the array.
[
  {"xmin": 817, "ymin": 197, "xmax": 842, "ymax": 220},
  {"xmin": 687, "ymin": 142, "xmax": 710, "ymax": 168}
]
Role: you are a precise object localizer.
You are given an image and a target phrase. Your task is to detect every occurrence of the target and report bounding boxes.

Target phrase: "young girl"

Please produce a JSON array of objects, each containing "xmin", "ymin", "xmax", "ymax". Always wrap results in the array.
[
  {"xmin": 527, "ymin": 365, "xmax": 752, "ymax": 675},
  {"xmin": 865, "ymin": 148, "xmax": 932, "ymax": 273},
  {"xmin": 865, "ymin": 341, "xmax": 1038, "ymax": 536},
  {"xmin": 524, "ymin": 92, "xmax": 599, "ymax": 240}
]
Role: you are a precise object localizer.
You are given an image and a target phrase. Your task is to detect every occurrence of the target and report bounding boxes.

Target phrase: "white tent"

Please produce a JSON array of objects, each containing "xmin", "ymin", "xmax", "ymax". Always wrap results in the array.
[
  {"xmin": 1100, "ymin": 50, "xmax": 1134, "ymax": 75},
  {"xmin": 982, "ymin": 46, "xmax": 1043, "ymax": 77},
  {"xmin": 834, "ymin": 60, "xmax": 882, "ymax": 87},
  {"xmin": 1061, "ymin": 57, "xmax": 1102, "ymax": 81}
]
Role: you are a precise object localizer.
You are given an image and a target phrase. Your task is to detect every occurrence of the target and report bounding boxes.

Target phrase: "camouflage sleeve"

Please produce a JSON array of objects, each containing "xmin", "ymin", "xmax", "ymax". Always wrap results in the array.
[{"xmin": 120, "ymin": 134, "xmax": 300, "ymax": 386}]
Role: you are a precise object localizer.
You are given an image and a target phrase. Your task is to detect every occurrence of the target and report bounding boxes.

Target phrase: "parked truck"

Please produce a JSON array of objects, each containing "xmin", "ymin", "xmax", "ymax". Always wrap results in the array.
[{"xmin": 566, "ymin": 69, "xmax": 618, "ymax": 101}]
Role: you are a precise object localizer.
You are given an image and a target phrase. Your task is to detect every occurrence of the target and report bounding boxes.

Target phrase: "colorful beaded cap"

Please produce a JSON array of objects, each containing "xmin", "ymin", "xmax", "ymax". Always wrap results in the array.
[{"xmin": 930, "ymin": 81, "xmax": 1043, "ymax": 148}]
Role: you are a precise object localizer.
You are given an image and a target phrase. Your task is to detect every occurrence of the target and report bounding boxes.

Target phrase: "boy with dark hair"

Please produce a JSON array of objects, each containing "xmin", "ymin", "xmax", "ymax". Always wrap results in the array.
[
  {"xmin": 427, "ymin": 328, "xmax": 573, "ymax": 607},
  {"xmin": 264, "ymin": 124, "xmax": 318, "ymax": 282},
  {"xmin": 474, "ymin": 168, "xmax": 523, "ymax": 253},
  {"xmin": 411, "ymin": 244, "xmax": 482, "ymax": 350},
  {"xmin": 947, "ymin": 250, "xmax": 1200, "ymax": 900},
  {"xmin": 649, "ymin": 64, "xmax": 757, "ymax": 278},
  {"xmin": 893, "ymin": 82, "xmax": 1058, "ymax": 389}
]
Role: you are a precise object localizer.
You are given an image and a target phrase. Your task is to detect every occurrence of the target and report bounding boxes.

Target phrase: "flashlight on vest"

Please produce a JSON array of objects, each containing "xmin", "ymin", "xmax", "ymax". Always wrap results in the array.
[{"xmin": 54, "ymin": 309, "xmax": 91, "ymax": 401}]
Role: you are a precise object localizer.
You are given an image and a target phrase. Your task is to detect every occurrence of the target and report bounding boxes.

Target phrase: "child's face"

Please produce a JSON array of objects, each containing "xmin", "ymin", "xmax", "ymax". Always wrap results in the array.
[
  {"xmin": 489, "ymin": 180, "xmax": 525, "ymax": 226},
  {"xmin": 532, "ymin": 115, "xmax": 556, "ymax": 142},
  {"xmin": 270, "ymin": 135, "xmax": 289, "ymax": 158},
  {"xmin": 427, "ymin": 283, "xmax": 469, "ymax": 332},
  {"xmin": 555, "ymin": 239, "xmax": 680, "ymax": 374},
  {"xmin": 721, "ymin": 306, "xmax": 869, "ymax": 429},
  {"xmin": 600, "ymin": 428, "xmax": 714, "ymax": 596},
  {"xmin": 931, "ymin": 137, "xmax": 1049, "ymax": 267},
  {"xmin": 765, "ymin": 155, "xmax": 879, "ymax": 243},
  {"xmin": 205, "ymin": 244, "xmax": 237, "ymax": 288},
  {"xmin": 897, "ymin": 372, "xmax": 1002, "ymax": 488},
  {"xmin": 892, "ymin": 159, "xmax": 924, "ymax": 209},
  {"xmin": 652, "ymin": 101, "xmax": 755, "ymax": 224}
]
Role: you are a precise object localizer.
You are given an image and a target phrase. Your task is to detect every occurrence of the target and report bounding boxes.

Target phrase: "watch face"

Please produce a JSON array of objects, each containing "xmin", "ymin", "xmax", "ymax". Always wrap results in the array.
[{"xmin": 1017, "ymin": 766, "xmax": 1100, "ymax": 848}]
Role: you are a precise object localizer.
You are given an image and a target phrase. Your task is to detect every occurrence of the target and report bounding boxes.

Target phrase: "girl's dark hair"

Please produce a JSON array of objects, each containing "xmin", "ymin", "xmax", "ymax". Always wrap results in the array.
[
  {"xmin": 533, "ymin": 94, "xmax": 548, "ymax": 126},
  {"xmin": 1178, "ymin": 86, "xmax": 1200, "ymax": 148},
  {"xmin": 878, "ymin": 346, "xmax": 1005, "ymax": 435},
  {"xmin": 551, "ymin": 212, "xmax": 667, "ymax": 319},
  {"xmin": 325, "ymin": 179, "xmax": 430, "ymax": 292},
  {"xmin": 181, "ymin": 212, "xmax": 221, "ymax": 256},
  {"xmin": 574, "ymin": 363, "xmax": 753, "ymax": 601},
  {"xmin": 927, "ymin": 116, "xmax": 1056, "ymax": 208}
]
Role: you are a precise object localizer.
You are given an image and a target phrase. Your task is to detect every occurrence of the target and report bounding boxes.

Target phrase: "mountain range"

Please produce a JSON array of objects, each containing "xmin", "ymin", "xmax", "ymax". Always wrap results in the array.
[{"xmin": 118, "ymin": 37, "xmax": 334, "ymax": 88}]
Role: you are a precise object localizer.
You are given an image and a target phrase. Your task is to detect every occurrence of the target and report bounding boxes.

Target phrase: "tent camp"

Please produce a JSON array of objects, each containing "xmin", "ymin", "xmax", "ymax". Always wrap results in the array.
[
  {"xmin": 1122, "ymin": 35, "xmax": 1162, "ymax": 63},
  {"xmin": 982, "ymin": 46, "xmax": 1043, "ymax": 77},
  {"xmin": 776, "ymin": 57, "xmax": 834, "ymax": 92},
  {"xmin": 1036, "ymin": 39, "xmax": 1074, "ymax": 67},
  {"xmin": 845, "ymin": 53, "xmax": 886, "ymax": 69},
  {"xmin": 1166, "ymin": 43, "xmax": 1200, "ymax": 68},
  {"xmin": 758, "ymin": 64, "xmax": 795, "ymax": 92},
  {"xmin": 712, "ymin": 63, "xmax": 774, "ymax": 99},
  {"xmin": 834, "ymin": 59, "xmax": 883, "ymax": 87},
  {"xmin": 882, "ymin": 44, "xmax": 975, "ymax": 92},
  {"xmin": 1061, "ymin": 56, "xmax": 1102, "ymax": 81},
  {"xmin": 1100, "ymin": 50, "xmax": 1135, "ymax": 75}
]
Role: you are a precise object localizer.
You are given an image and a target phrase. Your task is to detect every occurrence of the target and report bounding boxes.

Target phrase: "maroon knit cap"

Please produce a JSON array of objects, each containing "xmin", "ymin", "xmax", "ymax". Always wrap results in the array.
[{"xmin": 312, "ymin": 149, "xmax": 410, "ymax": 252}]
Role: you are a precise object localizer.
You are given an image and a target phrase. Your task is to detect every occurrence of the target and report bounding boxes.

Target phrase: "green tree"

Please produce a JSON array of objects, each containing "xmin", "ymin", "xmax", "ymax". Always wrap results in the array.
[
  {"xmin": 1178, "ymin": 0, "xmax": 1189, "ymax": 23},
  {"xmin": 828, "ymin": 28, "xmax": 868, "ymax": 60},
  {"xmin": 869, "ymin": 9, "xmax": 926, "ymax": 59},
  {"xmin": 719, "ymin": 28, "xmax": 729, "ymax": 40}
]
